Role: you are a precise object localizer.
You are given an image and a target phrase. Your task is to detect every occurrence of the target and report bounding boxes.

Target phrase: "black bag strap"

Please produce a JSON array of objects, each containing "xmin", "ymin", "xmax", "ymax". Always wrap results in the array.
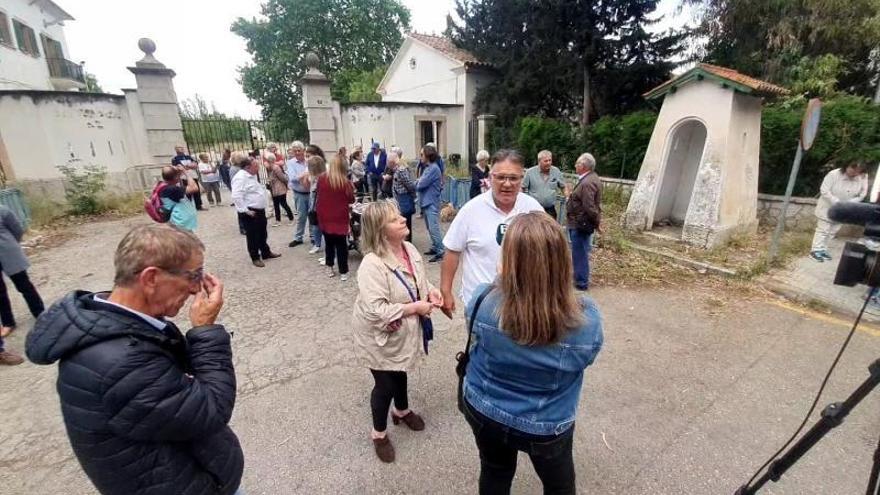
[{"xmin": 463, "ymin": 285, "xmax": 493, "ymax": 361}]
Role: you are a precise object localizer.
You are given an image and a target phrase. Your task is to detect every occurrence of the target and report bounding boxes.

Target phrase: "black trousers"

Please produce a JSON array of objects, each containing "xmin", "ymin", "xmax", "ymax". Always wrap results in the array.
[
  {"xmin": 186, "ymin": 178, "xmax": 204, "ymax": 210},
  {"xmin": 0, "ymin": 266, "xmax": 44, "ymax": 328},
  {"xmin": 464, "ymin": 400, "xmax": 576, "ymax": 495},
  {"xmin": 370, "ymin": 369, "xmax": 408, "ymax": 431},
  {"xmin": 240, "ymin": 209, "xmax": 272, "ymax": 260},
  {"xmin": 323, "ymin": 233, "xmax": 349, "ymax": 274},
  {"xmin": 272, "ymin": 194, "xmax": 294, "ymax": 222},
  {"xmin": 404, "ymin": 213, "xmax": 413, "ymax": 242}
]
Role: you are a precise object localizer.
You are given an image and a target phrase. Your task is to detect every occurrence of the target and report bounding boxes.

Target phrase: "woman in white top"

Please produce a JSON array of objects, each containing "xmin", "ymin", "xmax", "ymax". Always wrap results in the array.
[{"xmin": 810, "ymin": 161, "xmax": 868, "ymax": 261}]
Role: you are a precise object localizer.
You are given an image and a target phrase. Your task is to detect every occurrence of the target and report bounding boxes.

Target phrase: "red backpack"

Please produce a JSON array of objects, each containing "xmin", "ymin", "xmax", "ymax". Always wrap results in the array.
[{"xmin": 144, "ymin": 181, "xmax": 171, "ymax": 223}]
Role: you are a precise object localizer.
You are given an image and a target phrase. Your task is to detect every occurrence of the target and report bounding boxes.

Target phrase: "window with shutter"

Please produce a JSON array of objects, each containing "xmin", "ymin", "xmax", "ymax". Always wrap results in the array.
[
  {"xmin": 0, "ymin": 12, "xmax": 12, "ymax": 47},
  {"xmin": 12, "ymin": 19, "xmax": 39, "ymax": 57}
]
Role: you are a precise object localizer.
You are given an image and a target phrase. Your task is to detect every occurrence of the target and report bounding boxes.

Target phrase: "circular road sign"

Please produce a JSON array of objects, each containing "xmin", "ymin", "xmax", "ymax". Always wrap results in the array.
[{"xmin": 800, "ymin": 98, "xmax": 822, "ymax": 151}]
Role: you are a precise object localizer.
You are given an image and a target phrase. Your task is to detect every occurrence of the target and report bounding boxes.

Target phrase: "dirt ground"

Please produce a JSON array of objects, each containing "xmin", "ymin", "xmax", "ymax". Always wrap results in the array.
[{"xmin": 1, "ymin": 206, "xmax": 878, "ymax": 494}]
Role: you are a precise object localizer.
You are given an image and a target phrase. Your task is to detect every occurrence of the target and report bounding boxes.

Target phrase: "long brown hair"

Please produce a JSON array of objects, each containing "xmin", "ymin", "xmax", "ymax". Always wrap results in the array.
[
  {"xmin": 327, "ymin": 153, "xmax": 349, "ymax": 189},
  {"xmin": 498, "ymin": 212, "xmax": 583, "ymax": 345}
]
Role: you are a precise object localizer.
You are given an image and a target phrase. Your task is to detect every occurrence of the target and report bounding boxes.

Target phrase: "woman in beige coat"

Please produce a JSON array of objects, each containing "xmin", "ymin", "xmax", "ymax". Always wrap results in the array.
[
  {"xmin": 353, "ymin": 200, "xmax": 443, "ymax": 463},
  {"xmin": 266, "ymin": 154, "xmax": 294, "ymax": 227}
]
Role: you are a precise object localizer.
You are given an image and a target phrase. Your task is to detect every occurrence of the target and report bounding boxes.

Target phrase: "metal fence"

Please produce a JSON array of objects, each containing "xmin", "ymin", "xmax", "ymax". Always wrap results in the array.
[{"xmin": 0, "ymin": 188, "xmax": 30, "ymax": 230}]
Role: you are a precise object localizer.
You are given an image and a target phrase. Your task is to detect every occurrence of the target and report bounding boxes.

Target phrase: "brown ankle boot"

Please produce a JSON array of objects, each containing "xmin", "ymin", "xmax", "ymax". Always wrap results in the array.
[
  {"xmin": 372, "ymin": 435, "xmax": 395, "ymax": 463},
  {"xmin": 392, "ymin": 411, "xmax": 425, "ymax": 431}
]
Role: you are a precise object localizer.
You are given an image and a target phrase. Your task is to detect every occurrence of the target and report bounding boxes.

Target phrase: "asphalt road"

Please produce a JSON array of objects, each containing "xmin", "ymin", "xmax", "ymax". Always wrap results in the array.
[{"xmin": 1, "ymin": 206, "xmax": 878, "ymax": 494}]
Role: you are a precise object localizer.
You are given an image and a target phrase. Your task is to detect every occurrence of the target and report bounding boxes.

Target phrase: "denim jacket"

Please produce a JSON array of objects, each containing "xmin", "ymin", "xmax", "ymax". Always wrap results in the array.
[{"xmin": 463, "ymin": 283, "xmax": 604, "ymax": 436}]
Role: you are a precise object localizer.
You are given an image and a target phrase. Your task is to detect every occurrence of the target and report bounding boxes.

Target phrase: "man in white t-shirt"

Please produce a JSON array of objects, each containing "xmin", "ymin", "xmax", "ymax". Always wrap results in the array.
[{"xmin": 440, "ymin": 149, "xmax": 544, "ymax": 317}]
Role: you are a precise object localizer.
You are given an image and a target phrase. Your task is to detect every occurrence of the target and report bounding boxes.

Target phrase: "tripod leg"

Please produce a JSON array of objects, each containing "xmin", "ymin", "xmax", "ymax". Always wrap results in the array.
[{"xmin": 868, "ymin": 428, "xmax": 880, "ymax": 495}]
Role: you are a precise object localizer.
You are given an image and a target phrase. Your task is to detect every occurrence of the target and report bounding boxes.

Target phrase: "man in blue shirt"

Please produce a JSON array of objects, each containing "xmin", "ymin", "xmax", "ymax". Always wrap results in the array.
[
  {"xmin": 365, "ymin": 142, "xmax": 387, "ymax": 201},
  {"xmin": 285, "ymin": 141, "xmax": 313, "ymax": 248},
  {"xmin": 417, "ymin": 144, "xmax": 445, "ymax": 262}
]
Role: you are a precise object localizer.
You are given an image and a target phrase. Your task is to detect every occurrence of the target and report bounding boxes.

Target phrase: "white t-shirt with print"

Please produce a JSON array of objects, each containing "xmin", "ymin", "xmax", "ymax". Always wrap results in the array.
[{"xmin": 443, "ymin": 190, "xmax": 544, "ymax": 305}]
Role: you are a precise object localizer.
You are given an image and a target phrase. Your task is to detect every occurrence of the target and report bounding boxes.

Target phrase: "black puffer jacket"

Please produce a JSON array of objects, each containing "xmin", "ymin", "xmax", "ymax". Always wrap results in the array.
[{"xmin": 26, "ymin": 291, "xmax": 244, "ymax": 495}]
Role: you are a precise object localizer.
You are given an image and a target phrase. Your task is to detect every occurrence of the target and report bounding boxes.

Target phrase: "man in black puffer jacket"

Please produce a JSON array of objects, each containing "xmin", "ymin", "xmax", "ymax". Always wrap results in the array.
[{"xmin": 26, "ymin": 224, "xmax": 244, "ymax": 495}]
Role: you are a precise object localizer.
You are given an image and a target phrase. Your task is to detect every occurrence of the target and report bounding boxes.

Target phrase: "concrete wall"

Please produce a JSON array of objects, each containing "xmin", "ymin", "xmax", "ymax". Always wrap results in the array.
[
  {"xmin": 0, "ymin": 91, "xmax": 144, "ymax": 181},
  {"xmin": 720, "ymin": 91, "xmax": 762, "ymax": 229},
  {"xmin": 340, "ymin": 103, "xmax": 464, "ymax": 160},
  {"xmin": 0, "ymin": 0, "xmax": 72, "ymax": 90},
  {"xmin": 380, "ymin": 40, "xmax": 459, "ymax": 104}
]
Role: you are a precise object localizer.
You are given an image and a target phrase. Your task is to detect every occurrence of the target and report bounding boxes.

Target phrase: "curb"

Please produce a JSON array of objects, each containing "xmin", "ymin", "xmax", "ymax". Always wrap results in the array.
[{"xmin": 629, "ymin": 243, "xmax": 739, "ymax": 277}]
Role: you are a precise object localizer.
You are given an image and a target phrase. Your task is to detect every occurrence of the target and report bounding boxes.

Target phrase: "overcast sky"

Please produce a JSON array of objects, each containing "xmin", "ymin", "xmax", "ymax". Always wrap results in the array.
[{"xmin": 61, "ymin": 0, "xmax": 690, "ymax": 119}]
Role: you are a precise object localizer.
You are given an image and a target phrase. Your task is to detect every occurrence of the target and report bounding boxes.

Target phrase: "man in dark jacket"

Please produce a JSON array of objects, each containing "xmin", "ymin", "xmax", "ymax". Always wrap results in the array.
[
  {"xmin": 26, "ymin": 224, "xmax": 244, "ymax": 495},
  {"xmin": 365, "ymin": 141, "xmax": 387, "ymax": 201},
  {"xmin": 565, "ymin": 152, "xmax": 602, "ymax": 291}
]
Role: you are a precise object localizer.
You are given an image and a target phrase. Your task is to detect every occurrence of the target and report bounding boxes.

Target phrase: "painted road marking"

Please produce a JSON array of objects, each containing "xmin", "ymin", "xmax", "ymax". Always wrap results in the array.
[{"xmin": 770, "ymin": 299, "xmax": 880, "ymax": 338}]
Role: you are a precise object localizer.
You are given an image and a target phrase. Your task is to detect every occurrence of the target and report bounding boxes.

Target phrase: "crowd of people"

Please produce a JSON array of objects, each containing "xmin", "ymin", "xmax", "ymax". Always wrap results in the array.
[{"xmin": 8, "ymin": 139, "xmax": 610, "ymax": 495}]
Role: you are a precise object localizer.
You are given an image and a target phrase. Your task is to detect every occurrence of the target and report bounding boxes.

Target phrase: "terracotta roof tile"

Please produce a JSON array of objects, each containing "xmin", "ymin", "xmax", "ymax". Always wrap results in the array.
[
  {"xmin": 408, "ymin": 33, "xmax": 490, "ymax": 67},
  {"xmin": 698, "ymin": 63, "xmax": 789, "ymax": 95},
  {"xmin": 644, "ymin": 63, "xmax": 789, "ymax": 99}
]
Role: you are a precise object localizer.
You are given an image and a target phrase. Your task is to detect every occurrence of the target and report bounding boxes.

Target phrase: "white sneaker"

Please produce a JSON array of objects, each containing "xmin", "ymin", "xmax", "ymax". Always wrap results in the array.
[
  {"xmin": 308, "ymin": 246, "xmax": 321, "ymax": 254},
  {"xmin": 272, "ymin": 222, "xmax": 281, "ymax": 228},
  {"xmin": 340, "ymin": 273, "xmax": 349, "ymax": 282},
  {"xmin": 317, "ymin": 257, "xmax": 325, "ymax": 265},
  {"xmin": 327, "ymin": 266, "xmax": 336, "ymax": 277}
]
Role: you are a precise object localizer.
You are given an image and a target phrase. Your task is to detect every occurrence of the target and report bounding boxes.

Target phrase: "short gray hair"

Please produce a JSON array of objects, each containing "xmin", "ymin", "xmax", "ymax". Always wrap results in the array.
[
  {"xmin": 390, "ymin": 146, "xmax": 403, "ymax": 159},
  {"xmin": 476, "ymin": 149, "xmax": 490, "ymax": 161},
  {"xmin": 537, "ymin": 150, "xmax": 552, "ymax": 161},
  {"xmin": 114, "ymin": 225, "xmax": 204, "ymax": 286},
  {"xmin": 576, "ymin": 153, "xmax": 596, "ymax": 171},
  {"xmin": 292, "ymin": 140, "xmax": 305, "ymax": 150}
]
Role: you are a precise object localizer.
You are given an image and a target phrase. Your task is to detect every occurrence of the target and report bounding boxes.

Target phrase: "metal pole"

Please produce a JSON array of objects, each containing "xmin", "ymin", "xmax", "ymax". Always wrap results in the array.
[{"xmin": 769, "ymin": 141, "xmax": 805, "ymax": 260}]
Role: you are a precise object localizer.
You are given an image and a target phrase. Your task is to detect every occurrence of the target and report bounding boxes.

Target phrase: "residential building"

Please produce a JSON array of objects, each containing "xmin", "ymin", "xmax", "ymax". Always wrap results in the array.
[{"xmin": 0, "ymin": 0, "xmax": 84, "ymax": 91}]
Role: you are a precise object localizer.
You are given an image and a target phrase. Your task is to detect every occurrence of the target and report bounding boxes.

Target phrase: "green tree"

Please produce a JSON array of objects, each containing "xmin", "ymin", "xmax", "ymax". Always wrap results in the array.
[
  {"xmin": 685, "ymin": 0, "xmax": 880, "ymax": 96},
  {"xmin": 83, "ymin": 72, "xmax": 103, "ymax": 93},
  {"xmin": 179, "ymin": 93, "xmax": 228, "ymax": 119},
  {"xmin": 448, "ymin": 0, "xmax": 685, "ymax": 127},
  {"xmin": 330, "ymin": 66, "xmax": 386, "ymax": 103},
  {"xmin": 232, "ymin": 0, "xmax": 410, "ymax": 137}
]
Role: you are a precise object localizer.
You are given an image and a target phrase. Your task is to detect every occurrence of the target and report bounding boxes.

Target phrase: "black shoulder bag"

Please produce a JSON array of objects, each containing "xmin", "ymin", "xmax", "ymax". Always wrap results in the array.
[{"xmin": 455, "ymin": 285, "xmax": 492, "ymax": 414}]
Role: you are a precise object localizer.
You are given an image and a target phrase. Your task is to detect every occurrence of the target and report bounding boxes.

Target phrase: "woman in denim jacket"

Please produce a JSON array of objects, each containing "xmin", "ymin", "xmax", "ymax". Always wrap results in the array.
[{"xmin": 462, "ymin": 212, "xmax": 604, "ymax": 495}]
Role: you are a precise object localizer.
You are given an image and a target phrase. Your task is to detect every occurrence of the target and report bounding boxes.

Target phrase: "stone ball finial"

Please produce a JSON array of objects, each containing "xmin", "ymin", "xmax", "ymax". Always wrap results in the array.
[
  {"xmin": 305, "ymin": 52, "xmax": 320, "ymax": 69},
  {"xmin": 138, "ymin": 38, "xmax": 156, "ymax": 56}
]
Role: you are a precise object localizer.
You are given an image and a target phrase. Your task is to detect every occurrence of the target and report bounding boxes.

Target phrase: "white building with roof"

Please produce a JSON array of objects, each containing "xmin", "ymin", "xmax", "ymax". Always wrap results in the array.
[
  {"xmin": 0, "ymin": 0, "xmax": 84, "ymax": 91},
  {"xmin": 304, "ymin": 33, "xmax": 497, "ymax": 165}
]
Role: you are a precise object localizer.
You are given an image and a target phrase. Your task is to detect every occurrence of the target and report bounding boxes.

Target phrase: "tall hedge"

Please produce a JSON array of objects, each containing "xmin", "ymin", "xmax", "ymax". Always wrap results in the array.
[
  {"xmin": 760, "ymin": 96, "xmax": 880, "ymax": 196},
  {"xmin": 490, "ymin": 95, "xmax": 880, "ymax": 195}
]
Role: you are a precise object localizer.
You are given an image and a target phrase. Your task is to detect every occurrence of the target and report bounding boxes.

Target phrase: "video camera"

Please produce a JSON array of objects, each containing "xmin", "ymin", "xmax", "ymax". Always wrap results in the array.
[{"xmin": 827, "ymin": 202, "xmax": 880, "ymax": 287}]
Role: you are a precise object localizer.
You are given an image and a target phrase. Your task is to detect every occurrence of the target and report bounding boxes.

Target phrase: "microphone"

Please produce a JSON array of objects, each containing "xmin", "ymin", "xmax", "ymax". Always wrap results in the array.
[{"xmin": 827, "ymin": 202, "xmax": 880, "ymax": 226}]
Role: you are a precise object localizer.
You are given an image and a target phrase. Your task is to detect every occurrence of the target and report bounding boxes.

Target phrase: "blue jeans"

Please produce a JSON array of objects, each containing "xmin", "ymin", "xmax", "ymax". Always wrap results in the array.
[
  {"xmin": 423, "ymin": 203, "xmax": 444, "ymax": 255},
  {"xmin": 293, "ymin": 191, "xmax": 309, "ymax": 242},
  {"xmin": 569, "ymin": 229, "xmax": 593, "ymax": 289}
]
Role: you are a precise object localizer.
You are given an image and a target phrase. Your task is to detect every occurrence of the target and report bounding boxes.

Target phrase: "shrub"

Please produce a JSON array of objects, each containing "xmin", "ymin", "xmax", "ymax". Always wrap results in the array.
[
  {"xmin": 583, "ymin": 111, "xmax": 657, "ymax": 180},
  {"xmin": 761, "ymin": 95, "xmax": 880, "ymax": 195},
  {"xmin": 57, "ymin": 164, "xmax": 108, "ymax": 215},
  {"xmin": 515, "ymin": 117, "xmax": 581, "ymax": 170}
]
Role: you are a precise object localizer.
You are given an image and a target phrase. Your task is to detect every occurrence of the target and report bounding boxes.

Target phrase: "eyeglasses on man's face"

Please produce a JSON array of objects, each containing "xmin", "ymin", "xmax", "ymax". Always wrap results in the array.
[
  {"xmin": 491, "ymin": 173, "xmax": 524, "ymax": 185},
  {"xmin": 160, "ymin": 267, "xmax": 205, "ymax": 284}
]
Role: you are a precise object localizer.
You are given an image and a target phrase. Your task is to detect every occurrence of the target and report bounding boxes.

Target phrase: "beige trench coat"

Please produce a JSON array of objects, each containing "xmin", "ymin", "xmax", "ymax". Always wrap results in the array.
[{"xmin": 352, "ymin": 242, "xmax": 436, "ymax": 371}]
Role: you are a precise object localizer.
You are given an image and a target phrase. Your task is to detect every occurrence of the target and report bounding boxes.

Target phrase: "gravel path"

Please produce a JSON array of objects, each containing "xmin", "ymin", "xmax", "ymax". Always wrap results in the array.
[{"xmin": 1, "ymin": 205, "xmax": 878, "ymax": 494}]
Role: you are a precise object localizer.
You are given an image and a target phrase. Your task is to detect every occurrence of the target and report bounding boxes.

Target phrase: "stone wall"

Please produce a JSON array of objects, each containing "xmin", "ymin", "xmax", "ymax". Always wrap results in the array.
[{"xmin": 594, "ymin": 176, "xmax": 817, "ymax": 231}]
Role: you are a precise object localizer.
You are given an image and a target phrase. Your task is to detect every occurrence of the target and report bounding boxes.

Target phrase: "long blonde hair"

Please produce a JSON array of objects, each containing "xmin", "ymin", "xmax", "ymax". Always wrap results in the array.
[
  {"xmin": 361, "ymin": 200, "xmax": 399, "ymax": 258},
  {"xmin": 498, "ymin": 212, "xmax": 583, "ymax": 345},
  {"xmin": 327, "ymin": 154, "xmax": 349, "ymax": 189}
]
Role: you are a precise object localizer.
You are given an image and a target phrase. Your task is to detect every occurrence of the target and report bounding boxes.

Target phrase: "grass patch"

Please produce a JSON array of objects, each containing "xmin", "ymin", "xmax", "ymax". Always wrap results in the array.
[{"xmin": 25, "ymin": 192, "xmax": 144, "ymax": 229}]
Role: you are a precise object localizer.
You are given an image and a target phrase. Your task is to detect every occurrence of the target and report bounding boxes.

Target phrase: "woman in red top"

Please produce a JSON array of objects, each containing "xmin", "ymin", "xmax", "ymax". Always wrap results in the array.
[{"xmin": 316, "ymin": 154, "xmax": 356, "ymax": 280}]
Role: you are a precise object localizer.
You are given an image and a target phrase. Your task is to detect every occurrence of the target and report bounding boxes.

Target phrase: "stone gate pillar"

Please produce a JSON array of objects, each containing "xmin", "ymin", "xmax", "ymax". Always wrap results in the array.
[
  {"xmin": 127, "ymin": 38, "xmax": 184, "ymax": 165},
  {"xmin": 300, "ymin": 52, "xmax": 339, "ymax": 154}
]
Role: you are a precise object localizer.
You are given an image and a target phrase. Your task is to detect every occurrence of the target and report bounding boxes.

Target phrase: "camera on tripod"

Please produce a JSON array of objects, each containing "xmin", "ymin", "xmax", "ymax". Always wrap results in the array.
[{"xmin": 829, "ymin": 202, "xmax": 880, "ymax": 287}]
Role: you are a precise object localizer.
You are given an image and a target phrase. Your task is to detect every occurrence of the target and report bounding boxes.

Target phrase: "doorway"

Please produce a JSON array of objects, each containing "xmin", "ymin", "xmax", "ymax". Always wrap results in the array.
[{"xmin": 652, "ymin": 120, "xmax": 707, "ymax": 229}]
